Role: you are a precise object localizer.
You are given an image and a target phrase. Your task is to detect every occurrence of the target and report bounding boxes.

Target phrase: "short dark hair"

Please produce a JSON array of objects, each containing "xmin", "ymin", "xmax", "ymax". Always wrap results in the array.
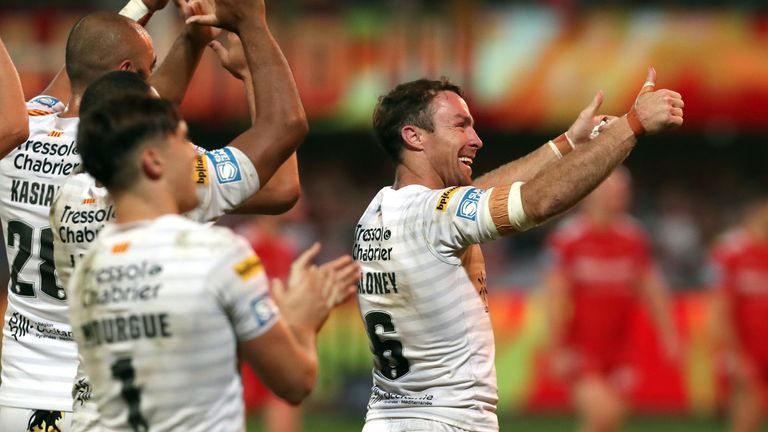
[
  {"xmin": 372, "ymin": 78, "xmax": 462, "ymax": 162},
  {"xmin": 77, "ymin": 96, "xmax": 181, "ymax": 193},
  {"xmin": 81, "ymin": 71, "xmax": 151, "ymax": 114}
]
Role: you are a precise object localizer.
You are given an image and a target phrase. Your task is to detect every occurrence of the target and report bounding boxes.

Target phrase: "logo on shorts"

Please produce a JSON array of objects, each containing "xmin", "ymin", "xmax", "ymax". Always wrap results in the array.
[
  {"xmin": 456, "ymin": 188, "xmax": 485, "ymax": 221},
  {"xmin": 9, "ymin": 312, "xmax": 32, "ymax": 341},
  {"xmin": 250, "ymin": 294, "xmax": 275, "ymax": 328},
  {"xmin": 206, "ymin": 148, "xmax": 242, "ymax": 184},
  {"xmin": 27, "ymin": 410, "xmax": 64, "ymax": 432},
  {"xmin": 435, "ymin": 187, "xmax": 460, "ymax": 212},
  {"xmin": 73, "ymin": 377, "xmax": 92, "ymax": 405}
]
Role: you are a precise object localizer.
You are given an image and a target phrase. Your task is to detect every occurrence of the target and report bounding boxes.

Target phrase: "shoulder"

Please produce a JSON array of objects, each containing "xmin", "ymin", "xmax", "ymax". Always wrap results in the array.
[
  {"xmin": 156, "ymin": 216, "xmax": 251, "ymax": 255},
  {"xmin": 26, "ymin": 95, "xmax": 64, "ymax": 117}
]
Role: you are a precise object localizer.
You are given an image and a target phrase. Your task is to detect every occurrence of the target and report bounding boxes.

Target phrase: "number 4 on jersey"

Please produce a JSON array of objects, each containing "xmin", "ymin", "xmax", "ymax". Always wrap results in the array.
[{"xmin": 364, "ymin": 311, "xmax": 410, "ymax": 380}]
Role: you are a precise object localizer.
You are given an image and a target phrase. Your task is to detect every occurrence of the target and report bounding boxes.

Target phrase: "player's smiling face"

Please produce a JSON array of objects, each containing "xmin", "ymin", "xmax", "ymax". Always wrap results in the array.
[{"xmin": 422, "ymin": 91, "xmax": 483, "ymax": 187}]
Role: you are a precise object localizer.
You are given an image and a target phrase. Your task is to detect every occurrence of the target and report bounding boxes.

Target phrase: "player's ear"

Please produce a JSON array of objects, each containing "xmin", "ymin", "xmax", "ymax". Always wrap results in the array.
[
  {"xmin": 401, "ymin": 125, "xmax": 424, "ymax": 151},
  {"xmin": 141, "ymin": 146, "xmax": 164, "ymax": 180},
  {"xmin": 118, "ymin": 59, "xmax": 133, "ymax": 72}
]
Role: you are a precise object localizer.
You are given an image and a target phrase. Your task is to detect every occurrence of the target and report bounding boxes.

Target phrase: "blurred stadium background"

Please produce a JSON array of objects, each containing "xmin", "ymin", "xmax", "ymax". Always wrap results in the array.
[{"xmin": 2, "ymin": 0, "xmax": 768, "ymax": 430}]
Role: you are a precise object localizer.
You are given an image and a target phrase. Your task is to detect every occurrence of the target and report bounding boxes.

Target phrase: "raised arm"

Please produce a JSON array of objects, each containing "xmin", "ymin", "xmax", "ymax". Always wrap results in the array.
[
  {"xmin": 148, "ymin": 1, "xmax": 218, "ymax": 105},
  {"xmin": 520, "ymin": 68, "xmax": 683, "ymax": 226},
  {"xmin": 187, "ymin": 0, "xmax": 308, "ymax": 190},
  {"xmin": 0, "ymin": 36, "xmax": 28, "ymax": 157},
  {"xmin": 209, "ymin": 33, "xmax": 300, "ymax": 215},
  {"xmin": 473, "ymin": 94, "xmax": 615, "ymax": 189}
]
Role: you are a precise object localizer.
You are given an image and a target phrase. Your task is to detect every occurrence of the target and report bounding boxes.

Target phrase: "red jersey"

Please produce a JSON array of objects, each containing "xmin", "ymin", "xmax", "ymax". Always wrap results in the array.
[
  {"xmin": 548, "ymin": 216, "xmax": 653, "ymax": 364},
  {"xmin": 711, "ymin": 230, "xmax": 768, "ymax": 362}
]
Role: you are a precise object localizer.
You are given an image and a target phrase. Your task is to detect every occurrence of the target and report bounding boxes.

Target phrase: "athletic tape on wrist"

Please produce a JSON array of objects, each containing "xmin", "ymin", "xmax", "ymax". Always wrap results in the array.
[
  {"xmin": 119, "ymin": 0, "xmax": 151, "ymax": 21},
  {"xmin": 625, "ymin": 109, "xmax": 645, "ymax": 136},
  {"xmin": 549, "ymin": 133, "xmax": 573, "ymax": 159}
]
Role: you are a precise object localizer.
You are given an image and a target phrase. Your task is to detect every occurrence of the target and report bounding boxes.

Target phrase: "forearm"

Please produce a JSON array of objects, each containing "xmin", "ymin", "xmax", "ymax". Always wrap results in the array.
[
  {"xmin": 232, "ymin": 17, "xmax": 307, "ymax": 181},
  {"xmin": 0, "ymin": 37, "xmax": 29, "ymax": 154},
  {"xmin": 233, "ymin": 154, "xmax": 299, "ymax": 214},
  {"xmin": 474, "ymin": 141, "xmax": 559, "ymax": 189},
  {"xmin": 149, "ymin": 29, "xmax": 209, "ymax": 105},
  {"xmin": 521, "ymin": 118, "xmax": 636, "ymax": 224}
]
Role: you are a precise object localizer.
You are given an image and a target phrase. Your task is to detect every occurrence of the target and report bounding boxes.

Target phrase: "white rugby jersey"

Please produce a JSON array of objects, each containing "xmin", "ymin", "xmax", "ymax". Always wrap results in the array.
[
  {"xmin": 0, "ymin": 96, "xmax": 81, "ymax": 411},
  {"xmin": 51, "ymin": 145, "xmax": 260, "ymax": 289},
  {"xmin": 68, "ymin": 215, "xmax": 278, "ymax": 432},
  {"xmin": 356, "ymin": 185, "xmax": 506, "ymax": 432},
  {"xmin": 49, "ymin": 145, "xmax": 258, "ymax": 427}
]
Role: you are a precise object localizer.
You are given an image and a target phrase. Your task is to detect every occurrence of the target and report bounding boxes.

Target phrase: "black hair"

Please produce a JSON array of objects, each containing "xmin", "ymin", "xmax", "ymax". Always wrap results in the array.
[{"xmin": 77, "ymin": 95, "xmax": 181, "ymax": 192}]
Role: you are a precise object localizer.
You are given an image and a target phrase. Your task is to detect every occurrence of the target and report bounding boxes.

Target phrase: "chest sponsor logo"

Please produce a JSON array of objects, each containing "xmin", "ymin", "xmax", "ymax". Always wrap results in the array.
[
  {"xmin": 13, "ymin": 139, "xmax": 80, "ymax": 176},
  {"xmin": 206, "ymin": 148, "xmax": 242, "ymax": 184},
  {"xmin": 435, "ymin": 186, "xmax": 460, "ymax": 211},
  {"xmin": 456, "ymin": 188, "xmax": 485, "ymax": 221},
  {"xmin": 9, "ymin": 312, "xmax": 73, "ymax": 342}
]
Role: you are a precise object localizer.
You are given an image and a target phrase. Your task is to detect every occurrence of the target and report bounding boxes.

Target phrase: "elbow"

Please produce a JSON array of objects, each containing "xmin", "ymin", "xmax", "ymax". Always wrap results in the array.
[
  {"xmin": 278, "ymin": 363, "xmax": 316, "ymax": 405},
  {"xmin": 263, "ymin": 186, "xmax": 300, "ymax": 215},
  {"xmin": 283, "ymin": 113, "xmax": 309, "ymax": 149},
  {"xmin": 2, "ymin": 122, "xmax": 29, "ymax": 149}
]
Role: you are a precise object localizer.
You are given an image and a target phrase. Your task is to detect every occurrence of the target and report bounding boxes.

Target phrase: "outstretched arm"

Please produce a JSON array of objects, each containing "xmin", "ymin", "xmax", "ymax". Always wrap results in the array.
[
  {"xmin": 520, "ymin": 68, "xmax": 683, "ymax": 225},
  {"xmin": 0, "ymin": 36, "xmax": 29, "ymax": 157},
  {"xmin": 210, "ymin": 33, "xmax": 300, "ymax": 215},
  {"xmin": 187, "ymin": 0, "xmax": 308, "ymax": 190},
  {"xmin": 474, "ymin": 96, "xmax": 615, "ymax": 189}
]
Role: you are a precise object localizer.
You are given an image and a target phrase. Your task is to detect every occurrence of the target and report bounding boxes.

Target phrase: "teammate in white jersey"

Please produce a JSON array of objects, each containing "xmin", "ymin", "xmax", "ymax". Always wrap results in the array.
[
  {"xmin": 0, "ymin": 1, "xmax": 274, "ymax": 429},
  {"xmin": 52, "ymin": 10, "xmax": 309, "ymax": 427},
  {"xmin": 68, "ymin": 93, "xmax": 356, "ymax": 431},
  {"xmin": 355, "ymin": 71, "xmax": 685, "ymax": 431}
]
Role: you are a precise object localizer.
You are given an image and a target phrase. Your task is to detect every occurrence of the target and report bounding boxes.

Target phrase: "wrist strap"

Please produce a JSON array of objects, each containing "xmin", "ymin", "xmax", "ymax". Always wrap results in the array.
[
  {"xmin": 625, "ymin": 108, "xmax": 645, "ymax": 136},
  {"xmin": 548, "ymin": 133, "xmax": 574, "ymax": 159},
  {"xmin": 119, "ymin": 0, "xmax": 151, "ymax": 21}
]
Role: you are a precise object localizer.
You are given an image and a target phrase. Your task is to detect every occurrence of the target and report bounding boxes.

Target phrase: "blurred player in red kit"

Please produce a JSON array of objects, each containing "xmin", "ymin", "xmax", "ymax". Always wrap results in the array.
[
  {"xmin": 545, "ymin": 168, "xmax": 679, "ymax": 432},
  {"xmin": 710, "ymin": 198, "xmax": 768, "ymax": 432}
]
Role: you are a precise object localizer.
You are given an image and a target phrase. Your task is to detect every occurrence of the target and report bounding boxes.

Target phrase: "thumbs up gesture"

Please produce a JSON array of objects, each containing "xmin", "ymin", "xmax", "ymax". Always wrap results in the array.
[{"xmin": 626, "ymin": 67, "xmax": 684, "ymax": 136}]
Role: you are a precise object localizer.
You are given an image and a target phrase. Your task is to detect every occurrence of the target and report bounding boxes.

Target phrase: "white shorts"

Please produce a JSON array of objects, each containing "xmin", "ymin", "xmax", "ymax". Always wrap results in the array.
[
  {"xmin": 363, "ymin": 418, "xmax": 471, "ymax": 432},
  {"xmin": 0, "ymin": 406, "xmax": 72, "ymax": 431}
]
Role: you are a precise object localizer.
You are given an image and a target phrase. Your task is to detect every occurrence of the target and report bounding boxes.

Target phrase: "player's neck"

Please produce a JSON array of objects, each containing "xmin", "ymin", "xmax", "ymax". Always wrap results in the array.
[
  {"xmin": 59, "ymin": 93, "xmax": 82, "ymax": 118},
  {"xmin": 112, "ymin": 187, "xmax": 180, "ymax": 225},
  {"xmin": 394, "ymin": 163, "xmax": 445, "ymax": 190}
]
